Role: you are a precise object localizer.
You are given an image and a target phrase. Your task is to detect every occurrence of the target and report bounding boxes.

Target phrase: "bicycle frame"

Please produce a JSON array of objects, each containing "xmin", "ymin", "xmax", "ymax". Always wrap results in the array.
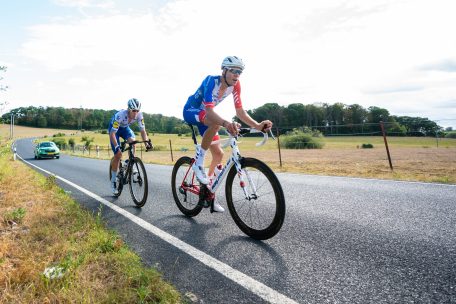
[
  {"xmin": 184, "ymin": 125, "xmax": 271, "ymax": 200},
  {"xmin": 118, "ymin": 139, "xmax": 152, "ymax": 183}
]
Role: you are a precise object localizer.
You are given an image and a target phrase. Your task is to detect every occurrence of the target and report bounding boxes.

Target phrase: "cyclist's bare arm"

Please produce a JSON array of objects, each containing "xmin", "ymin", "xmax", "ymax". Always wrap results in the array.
[
  {"xmin": 140, "ymin": 129, "xmax": 148, "ymax": 141},
  {"xmin": 204, "ymin": 107, "xmax": 239, "ymax": 135},
  {"xmin": 140, "ymin": 129, "xmax": 153, "ymax": 150},
  {"xmin": 235, "ymin": 107, "xmax": 273, "ymax": 131},
  {"xmin": 109, "ymin": 130, "xmax": 118, "ymax": 146}
]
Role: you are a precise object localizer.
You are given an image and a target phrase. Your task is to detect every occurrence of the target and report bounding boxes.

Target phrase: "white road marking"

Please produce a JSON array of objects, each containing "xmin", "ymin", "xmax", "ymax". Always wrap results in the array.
[{"xmin": 19, "ymin": 155, "xmax": 299, "ymax": 304}]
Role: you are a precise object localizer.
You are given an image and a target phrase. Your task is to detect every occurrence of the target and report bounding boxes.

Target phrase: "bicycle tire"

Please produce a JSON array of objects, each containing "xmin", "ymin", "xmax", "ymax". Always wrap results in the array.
[
  {"xmin": 225, "ymin": 157, "xmax": 285, "ymax": 240},
  {"xmin": 171, "ymin": 156, "xmax": 203, "ymax": 217},
  {"xmin": 128, "ymin": 157, "xmax": 148, "ymax": 207},
  {"xmin": 109, "ymin": 157, "xmax": 123, "ymax": 197}
]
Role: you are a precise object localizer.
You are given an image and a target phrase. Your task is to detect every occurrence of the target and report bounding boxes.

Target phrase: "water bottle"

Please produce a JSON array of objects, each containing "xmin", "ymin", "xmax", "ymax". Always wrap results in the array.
[{"xmin": 119, "ymin": 159, "xmax": 128, "ymax": 175}]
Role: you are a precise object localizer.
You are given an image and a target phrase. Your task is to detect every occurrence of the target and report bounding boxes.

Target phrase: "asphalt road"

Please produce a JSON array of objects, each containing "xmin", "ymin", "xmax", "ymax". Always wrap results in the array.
[{"xmin": 15, "ymin": 138, "xmax": 456, "ymax": 303}]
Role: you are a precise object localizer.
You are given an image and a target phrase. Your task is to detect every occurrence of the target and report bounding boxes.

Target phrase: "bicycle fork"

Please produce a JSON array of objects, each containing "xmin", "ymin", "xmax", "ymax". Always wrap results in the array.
[{"xmin": 234, "ymin": 157, "xmax": 259, "ymax": 201}]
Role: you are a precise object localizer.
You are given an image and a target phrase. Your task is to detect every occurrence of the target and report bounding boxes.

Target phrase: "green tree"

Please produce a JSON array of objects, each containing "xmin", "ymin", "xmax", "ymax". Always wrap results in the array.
[
  {"xmin": 282, "ymin": 103, "xmax": 306, "ymax": 127},
  {"xmin": 81, "ymin": 136, "xmax": 95, "ymax": 149},
  {"xmin": 247, "ymin": 103, "xmax": 284, "ymax": 126},
  {"xmin": 36, "ymin": 115, "xmax": 48, "ymax": 128},
  {"xmin": 367, "ymin": 106, "xmax": 390, "ymax": 123}
]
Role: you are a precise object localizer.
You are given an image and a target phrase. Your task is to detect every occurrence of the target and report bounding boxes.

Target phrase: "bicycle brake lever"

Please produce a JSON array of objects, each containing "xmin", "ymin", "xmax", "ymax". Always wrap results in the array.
[
  {"xmin": 256, "ymin": 130, "xmax": 268, "ymax": 147},
  {"xmin": 269, "ymin": 129, "xmax": 276, "ymax": 140}
]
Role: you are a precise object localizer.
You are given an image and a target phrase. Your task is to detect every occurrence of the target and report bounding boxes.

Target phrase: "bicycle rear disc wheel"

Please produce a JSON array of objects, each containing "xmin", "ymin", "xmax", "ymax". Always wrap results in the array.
[
  {"xmin": 109, "ymin": 157, "xmax": 122, "ymax": 197},
  {"xmin": 171, "ymin": 156, "xmax": 203, "ymax": 217},
  {"xmin": 226, "ymin": 157, "xmax": 285, "ymax": 240},
  {"xmin": 128, "ymin": 157, "xmax": 148, "ymax": 207}
]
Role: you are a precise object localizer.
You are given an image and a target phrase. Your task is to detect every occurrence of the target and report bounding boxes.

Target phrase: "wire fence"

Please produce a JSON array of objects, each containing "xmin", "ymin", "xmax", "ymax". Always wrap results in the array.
[{"xmin": 57, "ymin": 121, "xmax": 456, "ymax": 173}]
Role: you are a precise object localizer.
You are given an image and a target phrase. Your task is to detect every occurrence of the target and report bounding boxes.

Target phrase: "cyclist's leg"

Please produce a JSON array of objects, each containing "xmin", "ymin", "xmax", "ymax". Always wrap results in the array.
[
  {"xmin": 109, "ymin": 128, "xmax": 122, "ymax": 194},
  {"xmin": 208, "ymin": 139, "xmax": 223, "ymax": 177},
  {"xmin": 110, "ymin": 130, "xmax": 124, "ymax": 172},
  {"xmin": 124, "ymin": 127, "xmax": 136, "ymax": 155},
  {"xmin": 184, "ymin": 107, "xmax": 210, "ymax": 183}
]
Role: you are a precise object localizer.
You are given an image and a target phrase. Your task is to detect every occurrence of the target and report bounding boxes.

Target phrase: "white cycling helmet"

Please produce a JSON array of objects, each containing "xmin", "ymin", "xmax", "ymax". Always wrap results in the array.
[
  {"xmin": 221, "ymin": 56, "xmax": 245, "ymax": 70},
  {"xmin": 127, "ymin": 98, "xmax": 141, "ymax": 111}
]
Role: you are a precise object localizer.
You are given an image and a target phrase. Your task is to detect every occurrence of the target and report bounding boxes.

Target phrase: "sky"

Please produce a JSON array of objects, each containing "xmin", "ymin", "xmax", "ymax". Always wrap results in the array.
[{"xmin": 1, "ymin": 0, "xmax": 456, "ymax": 128}]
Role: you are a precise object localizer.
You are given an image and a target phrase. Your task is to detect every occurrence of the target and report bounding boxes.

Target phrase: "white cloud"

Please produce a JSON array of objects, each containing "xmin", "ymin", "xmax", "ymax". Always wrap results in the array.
[
  {"xmin": 54, "ymin": 0, "xmax": 115, "ymax": 9},
  {"xmin": 5, "ymin": 0, "xmax": 455, "ymax": 127}
]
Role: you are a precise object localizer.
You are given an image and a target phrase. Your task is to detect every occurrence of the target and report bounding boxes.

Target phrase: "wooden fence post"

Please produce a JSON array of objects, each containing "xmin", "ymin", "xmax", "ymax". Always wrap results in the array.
[
  {"xmin": 380, "ymin": 121, "xmax": 393, "ymax": 171},
  {"xmin": 276, "ymin": 127, "xmax": 282, "ymax": 168},
  {"xmin": 169, "ymin": 139, "xmax": 174, "ymax": 162}
]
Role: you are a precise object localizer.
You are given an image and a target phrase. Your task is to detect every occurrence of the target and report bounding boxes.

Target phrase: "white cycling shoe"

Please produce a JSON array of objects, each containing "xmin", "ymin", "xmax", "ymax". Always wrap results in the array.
[
  {"xmin": 192, "ymin": 163, "xmax": 209, "ymax": 185},
  {"xmin": 111, "ymin": 181, "xmax": 119, "ymax": 195},
  {"xmin": 213, "ymin": 201, "xmax": 225, "ymax": 213}
]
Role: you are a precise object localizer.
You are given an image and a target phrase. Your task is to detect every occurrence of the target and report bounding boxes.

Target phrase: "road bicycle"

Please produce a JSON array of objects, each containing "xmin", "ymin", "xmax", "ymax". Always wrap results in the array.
[
  {"xmin": 109, "ymin": 139, "xmax": 152, "ymax": 207},
  {"xmin": 171, "ymin": 125, "xmax": 285, "ymax": 240}
]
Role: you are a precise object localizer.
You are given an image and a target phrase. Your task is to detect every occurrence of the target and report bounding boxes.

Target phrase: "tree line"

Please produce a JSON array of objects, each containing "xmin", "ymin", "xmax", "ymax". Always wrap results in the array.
[
  {"xmin": 243, "ymin": 102, "xmax": 446, "ymax": 136},
  {"xmin": 2, "ymin": 103, "xmax": 447, "ymax": 137},
  {"xmin": 2, "ymin": 106, "xmax": 189, "ymax": 134}
]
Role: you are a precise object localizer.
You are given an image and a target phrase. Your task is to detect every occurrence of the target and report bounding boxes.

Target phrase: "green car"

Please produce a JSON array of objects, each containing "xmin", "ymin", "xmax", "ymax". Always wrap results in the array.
[{"xmin": 34, "ymin": 141, "xmax": 60, "ymax": 159}]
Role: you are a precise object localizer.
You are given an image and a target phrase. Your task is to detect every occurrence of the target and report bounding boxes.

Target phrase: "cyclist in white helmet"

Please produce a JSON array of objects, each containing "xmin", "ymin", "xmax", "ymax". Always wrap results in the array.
[
  {"xmin": 183, "ymin": 56, "xmax": 272, "ymax": 212},
  {"xmin": 108, "ymin": 98, "xmax": 152, "ymax": 195}
]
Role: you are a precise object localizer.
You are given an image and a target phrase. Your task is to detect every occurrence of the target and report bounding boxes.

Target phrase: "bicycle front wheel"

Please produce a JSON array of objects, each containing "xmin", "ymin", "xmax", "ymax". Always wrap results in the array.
[
  {"xmin": 226, "ymin": 157, "xmax": 285, "ymax": 240},
  {"xmin": 128, "ymin": 157, "xmax": 148, "ymax": 207},
  {"xmin": 171, "ymin": 156, "xmax": 203, "ymax": 217}
]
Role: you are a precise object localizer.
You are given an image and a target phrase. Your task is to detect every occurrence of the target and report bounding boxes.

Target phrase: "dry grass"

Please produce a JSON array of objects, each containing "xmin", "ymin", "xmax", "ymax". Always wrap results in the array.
[
  {"xmin": 0, "ymin": 145, "xmax": 181, "ymax": 303},
  {"xmin": 242, "ymin": 147, "xmax": 456, "ymax": 183},
  {"xmin": 0, "ymin": 123, "xmax": 77, "ymax": 139},
  {"xmin": 2, "ymin": 124, "xmax": 455, "ymax": 184}
]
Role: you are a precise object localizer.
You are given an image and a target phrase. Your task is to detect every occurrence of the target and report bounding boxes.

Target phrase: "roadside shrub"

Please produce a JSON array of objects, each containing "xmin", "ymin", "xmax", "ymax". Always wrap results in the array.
[
  {"xmin": 361, "ymin": 143, "xmax": 374, "ymax": 149},
  {"xmin": 445, "ymin": 132, "xmax": 456, "ymax": 139},
  {"xmin": 153, "ymin": 145, "xmax": 166, "ymax": 151},
  {"xmin": 81, "ymin": 136, "xmax": 94, "ymax": 149},
  {"xmin": 53, "ymin": 132, "xmax": 65, "ymax": 137},
  {"xmin": 68, "ymin": 138, "xmax": 75, "ymax": 148},
  {"xmin": 52, "ymin": 137, "xmax": 66, "ymax": 148},
  {"xmin": 280, "ymin": 128, "xmax": 324, "ymax": 149},
  {"xmin": 285, "ymin": 126, "xmax": 323, "ymax": 138}
]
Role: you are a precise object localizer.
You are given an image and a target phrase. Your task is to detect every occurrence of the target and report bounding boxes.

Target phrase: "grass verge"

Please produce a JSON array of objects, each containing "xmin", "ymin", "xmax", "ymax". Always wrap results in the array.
[{"xmin": 0, "ymin": 144, "xmax": 181, "ymax": 303}]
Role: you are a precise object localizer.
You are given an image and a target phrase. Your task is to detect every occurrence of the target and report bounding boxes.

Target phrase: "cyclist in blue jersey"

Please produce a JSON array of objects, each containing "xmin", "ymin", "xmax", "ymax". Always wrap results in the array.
[
  {"xmin": 108, "ymin": 98, "xmax": 152, "ymax": 195},
  {"xmin": 183, "ymin": 56, "xmax": 272, "ymax": 212}
]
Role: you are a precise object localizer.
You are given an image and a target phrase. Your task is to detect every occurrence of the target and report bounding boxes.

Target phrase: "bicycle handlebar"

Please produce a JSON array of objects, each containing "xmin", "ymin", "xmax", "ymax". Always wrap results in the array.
[
  {"xmin": 222, "ymin": 127, "xmax": 274, "ymax": 148},
  {"xmin": 120, "ymin": 139, "xmax": 153, "ymax": 152}
]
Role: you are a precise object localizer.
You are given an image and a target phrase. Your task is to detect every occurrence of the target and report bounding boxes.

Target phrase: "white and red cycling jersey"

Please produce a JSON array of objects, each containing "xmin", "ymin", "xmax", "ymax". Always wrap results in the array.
[{"xmin": 184, "ymin": 75, "xmax": 243, "ymax": 110}]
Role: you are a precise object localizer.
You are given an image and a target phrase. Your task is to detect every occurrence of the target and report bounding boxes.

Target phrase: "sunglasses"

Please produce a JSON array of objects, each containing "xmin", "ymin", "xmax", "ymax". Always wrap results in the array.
[
  {"xmin": 131, "ymin": 110, "xmax": 139, "ymax": 113},
  {"xmin": 228, "ymin": 68, "xmax": 243, "ymax": 75}
]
